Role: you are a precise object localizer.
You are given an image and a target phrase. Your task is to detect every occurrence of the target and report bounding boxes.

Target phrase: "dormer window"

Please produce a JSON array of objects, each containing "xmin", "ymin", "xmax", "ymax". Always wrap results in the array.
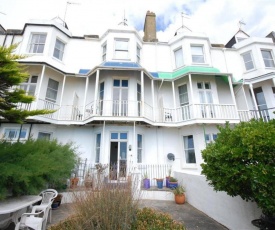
[
  {"xmin": 114, "ymin": 39, "xmax": 129, "ymax": 59},
  {"xmin": 191, "ymin": 45, "xmax": 205, "ymax": 63},
  {"xmin": 261, "ymin": 50, "xmax": 275, "ymax": 68},
  {"xmin": 136, "ymin": 45, "xmax": 141, "ymax": 63},
  {"xmin": 53, "ymin": 38, "xmax": 65, "ymax": 61},
  {"xmin": 102, "ymin": 43, "xmax": 107, "ymax": 61},
  {"xmin": 28, "ymin": 33, "xmax": 47, "ymax": 53},
  {"xmin": 174, "ymin": 47, "xmax": 184, "ymax": 68},
  {"xmin": 242, "ymin": 51, "xmax": 254, "ymax": 71}
]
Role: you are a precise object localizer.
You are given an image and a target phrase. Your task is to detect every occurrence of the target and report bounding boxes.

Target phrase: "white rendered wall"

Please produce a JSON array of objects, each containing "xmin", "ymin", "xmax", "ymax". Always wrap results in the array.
[{"xmin": 175, "ymin": 172, "xmax": 262, "ymax": 230}]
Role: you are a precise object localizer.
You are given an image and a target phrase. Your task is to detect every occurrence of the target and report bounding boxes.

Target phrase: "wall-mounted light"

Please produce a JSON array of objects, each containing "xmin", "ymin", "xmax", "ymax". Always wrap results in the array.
[
  {"xmin": 129, "ymin": 145, "xmax": 132, "ymax": 151},
  {"xmin": 167, "ymin": 153, "xmax": 175, "ymax": 161}
]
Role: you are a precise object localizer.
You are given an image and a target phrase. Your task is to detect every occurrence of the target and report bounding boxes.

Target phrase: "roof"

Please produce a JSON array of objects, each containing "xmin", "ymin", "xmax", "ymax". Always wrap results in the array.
[
  {"xmin": 79, "ymin": 62, "xmax": 224, "ymax": 80},
  {"xmin": 154, "ymin": 66, "xmax": 222, "ymax": 79}
]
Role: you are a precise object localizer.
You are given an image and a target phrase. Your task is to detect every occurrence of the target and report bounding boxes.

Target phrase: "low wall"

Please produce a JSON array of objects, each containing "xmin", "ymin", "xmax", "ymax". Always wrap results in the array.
[{"xmin": 175, "ymin": 172, "xmax": 262, "ymax": 230}]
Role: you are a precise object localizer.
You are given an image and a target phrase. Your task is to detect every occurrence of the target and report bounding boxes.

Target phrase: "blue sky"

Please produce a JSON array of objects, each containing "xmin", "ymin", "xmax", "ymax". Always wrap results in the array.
[{"xmin": 0, "ymin": 0, "xmax": 274, "ymax": 44}]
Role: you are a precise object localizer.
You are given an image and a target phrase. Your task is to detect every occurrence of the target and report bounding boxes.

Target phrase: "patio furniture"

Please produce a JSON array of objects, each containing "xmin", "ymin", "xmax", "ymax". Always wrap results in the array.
[
  {"xmin": 15, "ymin": 203, "xmax": 51, "ymax": 230},
  {"xmin": 33, "ymin": 189, "xmax": 58, "ymax": 223},
  {"xmin": 0, "ymin": 195, "xmax": 42, "ymax": 229}
]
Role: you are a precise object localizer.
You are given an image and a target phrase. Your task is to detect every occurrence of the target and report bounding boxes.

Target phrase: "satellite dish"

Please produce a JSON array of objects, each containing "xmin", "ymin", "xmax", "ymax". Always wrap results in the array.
[{"xmin": 167, "ymin": 153, "xmax": 175, "ymax": 161}]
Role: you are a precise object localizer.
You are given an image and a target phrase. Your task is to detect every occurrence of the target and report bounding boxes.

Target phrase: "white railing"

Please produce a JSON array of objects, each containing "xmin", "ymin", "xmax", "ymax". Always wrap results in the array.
[
  {"xmin": 162, "ymin": 104, "xmax": 238, "ymax": 123},
  {"xmin": 137, "ymin": 164, "xmax": 171, "ymax": 187},
  {"xmin": 36, "ymin": 99, "xmax": 59, "ymax": 119},
  {"xmin": 238, "ymin": 107, "xmax": 275, "ymax": 122}
]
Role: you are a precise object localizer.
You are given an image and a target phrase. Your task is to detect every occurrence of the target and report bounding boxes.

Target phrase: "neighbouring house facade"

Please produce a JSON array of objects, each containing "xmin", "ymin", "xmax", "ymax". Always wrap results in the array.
[{"xmin": 0, "ymin": 12, "xmax": 274, "ymax": 178}]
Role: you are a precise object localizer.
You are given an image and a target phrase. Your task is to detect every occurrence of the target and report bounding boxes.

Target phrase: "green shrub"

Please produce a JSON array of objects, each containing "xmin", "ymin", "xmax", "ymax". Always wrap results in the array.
[
  {"xmin": 0, "ymin": 138, "xmax": 78, "ymax": 199},
  {"xmin": 201, "ymin": 120, "xmax": 275, "ymax": 216},
  {"xmin": 131, "ymin": 207, "xmax": 185, "ymax": 230}
]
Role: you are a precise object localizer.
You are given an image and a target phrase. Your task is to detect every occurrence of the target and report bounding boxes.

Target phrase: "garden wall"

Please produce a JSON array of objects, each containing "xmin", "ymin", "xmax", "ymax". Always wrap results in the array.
[{"xmin": 175, "ymin": 172, "xmax": 262, "ymax": 230}]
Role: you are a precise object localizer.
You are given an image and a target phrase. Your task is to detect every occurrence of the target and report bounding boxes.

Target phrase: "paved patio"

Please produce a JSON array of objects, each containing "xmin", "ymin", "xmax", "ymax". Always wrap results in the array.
[{"xmin": 45, "ymin": 200, "xmax": 228, "ymax": 230}]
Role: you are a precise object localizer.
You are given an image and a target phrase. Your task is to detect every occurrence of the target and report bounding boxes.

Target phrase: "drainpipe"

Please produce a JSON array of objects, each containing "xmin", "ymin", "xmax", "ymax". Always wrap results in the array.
[
  {"xmin": 28, "ymin": 123, "xmax": 33, "ymax": 140},
  {"xmin": 17, "ymin": 124, "xmax": 23, "ymax": 142}
]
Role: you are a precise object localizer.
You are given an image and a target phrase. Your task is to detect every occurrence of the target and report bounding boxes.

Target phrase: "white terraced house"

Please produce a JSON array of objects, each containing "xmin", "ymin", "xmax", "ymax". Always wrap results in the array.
[{"xmin": 0, "ymin": 11, "xmax": 274, "ymax": 229}]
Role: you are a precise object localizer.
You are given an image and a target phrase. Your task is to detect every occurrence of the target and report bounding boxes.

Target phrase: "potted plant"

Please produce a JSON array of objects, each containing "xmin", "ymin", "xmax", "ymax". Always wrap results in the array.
[
  {"xmin": 172, "ymin": 185, "xmax": 186, "ymax": 204},
  {"xmin": 84, "ymin": 169, "xmax": 93, "ymax": 189},
  {"xmin": 143, "ymin": 172, "xmax": 150, "ymax": 189},
  {"xmin": 168, "ymin": 177, "xmax": 178, "ymax": 189},
  {"xmin": 70, "ymin": 173, "xmax": 79, "ymax": 189},
  {"xmin": 155, "ymin": 178, "xmax": 164, "ymax": 189}
]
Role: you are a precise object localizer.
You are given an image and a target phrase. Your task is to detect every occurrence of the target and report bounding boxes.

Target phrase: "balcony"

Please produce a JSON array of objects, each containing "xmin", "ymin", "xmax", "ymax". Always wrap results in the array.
[
  {"xmin": 238, "ymin": 107, "xmax": 275, "ymax": 122},
  {"xmin": 16, "ymin": 99, "xmax": 243, "ymax": 125}
]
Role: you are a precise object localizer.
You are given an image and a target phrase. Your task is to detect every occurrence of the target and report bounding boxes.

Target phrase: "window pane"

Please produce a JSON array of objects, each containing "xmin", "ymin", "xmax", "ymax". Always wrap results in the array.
[
  {"xmin": 111, "ymin": 133, "xmax": 118, "ymax": 139},
  {"xmin": 114, "ymin": 80, "xmax": 120, "ymax": 87},
  {"xmin": 120, "ymin": 142, "xmax": 127, "ymax": 159},
  {"xmin": 115, "ymin": 40, "xmax": 128, "ymax": 50},
  {"xmin": 242, "ymin": 52, "xmax": 254, "ymax": 70},
  {"xmin": 38, "ymin": 132, "xmax": 51, "ymax": 140},
  {"xmin": 31, "ymin": 76, "xmax": 38, "ymax": 83},
  {"xmin": 191, "ymin": 46, "xmax": 203, "ymax": 55},
  {"xmin": 183, "ymin": 135, "xmax": 196, "ymax": 163},
  {"xmin": 122, "ymin": 80, "xmax": 128, "ymax": 87},
  {"xmin": 174, "ymin": 48, "xmax": 183, "ymax": 68},
  {"xmin": 120, "ymin": 133, "xmax": 127, "ymax": 139}
]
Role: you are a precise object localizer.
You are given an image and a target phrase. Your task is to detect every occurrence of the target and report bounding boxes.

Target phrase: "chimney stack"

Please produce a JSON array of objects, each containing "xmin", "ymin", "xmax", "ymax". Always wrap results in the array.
[{"xmin": 143, "ymin": 11, "xmax": 158, "ymax": 42}]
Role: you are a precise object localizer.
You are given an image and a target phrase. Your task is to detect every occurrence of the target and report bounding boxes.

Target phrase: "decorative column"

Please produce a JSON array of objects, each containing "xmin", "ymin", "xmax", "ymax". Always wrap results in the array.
[
  {"xmin": 141, "ymin": 71, "xmax": 144, "ymax": 117},
  {"xmin": 93, "ymin": 70, "xmax": 100, "ymax": 115},
  {"xmin": 36, "ymin": 65, "xmax": 45, "ymax": 109},
  {"xmin": 58, "ymin": 74, "xmax": 66, "ymax": 120}
]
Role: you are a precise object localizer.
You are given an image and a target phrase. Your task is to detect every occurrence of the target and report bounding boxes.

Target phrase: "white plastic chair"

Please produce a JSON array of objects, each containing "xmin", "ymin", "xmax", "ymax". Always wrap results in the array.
[
  {"xmin": 32, "ymin": 189, "xmax": 58, "ymax": 224},
  {"xmin": 15, "ymin": 203, "xmax": 51, "ymax": 230}
]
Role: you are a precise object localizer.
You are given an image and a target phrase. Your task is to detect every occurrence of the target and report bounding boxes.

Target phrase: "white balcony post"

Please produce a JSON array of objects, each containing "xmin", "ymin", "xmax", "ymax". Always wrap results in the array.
[
  {"xmin": 141, "ymin": 71, "xmax": 144, "ymax": 117},
  {"xmin": 188, "ymin": 74, "xmax": 194, "ymax": 118},
  {"xmin": 273, "ymin": 77, "xmax": 275, "ymax": 86},
  {"xmin": 249, "ymin": 83, "xmax": 258, "ymax": 110},
  {"xmin": 83, "ymin": 76, "xmax": 89, "ymax": 116},
  {"xmin": 58, "ymin": 75, "xmax": 66, "ymax": 120},
  {"xmin": 228, "ymin": 75, "xmax": 237, "ymax": 118},
  {"xmin": 151, "ymin": 79, "xmax": 155, "ymax": 121},
  {"xmin": 93, "ymin": 70, "xmax": 100, "ymax": 115},
  {"xmin": 172, "ymin": 81, "xmax": 177, "ymax": 121},
  {"xmin": 36, "ymin": 65, "xmax": 45, "ymax": 109}
]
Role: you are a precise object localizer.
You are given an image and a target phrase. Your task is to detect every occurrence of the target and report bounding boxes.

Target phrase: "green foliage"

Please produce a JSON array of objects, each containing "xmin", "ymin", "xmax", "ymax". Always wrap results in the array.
[
  {"xmin": 169, "ymin": 177, "xmax": 178, "ymax": 182},
  {"xmin": 0, "ymin": 138, "xmax": 79, "ymax": 199},
  {"xmin": 171, "ymin": 185, "xmax": 185, "ymax": 195},
  {"xmin": 0, "ymin": 44, "xmax": 53, "ymax": 123},
  {"xmin": 131, "ymin": 207, "xmax": 185, "ymax": 230},
  {"xmin": 201, "ymin": 120, "xmax": 275, "ymax": 216}
]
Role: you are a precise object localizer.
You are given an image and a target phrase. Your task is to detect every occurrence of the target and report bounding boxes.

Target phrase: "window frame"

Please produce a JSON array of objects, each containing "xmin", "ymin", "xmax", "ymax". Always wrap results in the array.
[
  {"xmin": 137, "ymin": 134, "xmax": 143, "ymax": 163},
  {"xmin": 102, "ymin": 42, "xmax": 107, "ymax": 61},
  {"xmin": 205, "ymin": 133, "xmax": 217, "ymax": 145},
  {"xmin": 174, "ymin": 47, "xmax": 184, "ymax": 68},
  {"xmin": 241, "ymin": 51, "xmax": 255, "ymax": 71},
  {"xmin": 95, "ymin": 133, "xmax": 101, "ymax": 163},
  {"xmin": 37, "ymin": 132, "xmax": 52, "ymax": 140},
  {"xmin": 28, "ymin": 33, "xmax": 47, "ymax": 54},
  {"xmin": 20, "ymin": 75, "xmax": 38, "ymax": 96},
  {"xmin": 136, "ymin": 44, "xmax": 141, "ymax": 63},
  {"xmin": 261, "ymin": 49, "xmax": 275, "ymax": 68},
  {"xmin": 191, "ymin": 45, "xmax": 205, "ymax": 64},
  {"xmin": 3, "ymin": 127, "xmax": 28, "ymax": 141},
  {"xmin": 53, "ymin": 38, "xmax": 65, "ymax": 61},
  {"xmin": 45, "ymin": 78, "xmax": 59, "ymax": 103},
  {"xmin": 114, "ymin": 38, "xmax": 129, "ymax": 60},
  {"xmin": 183, "ymin": 135, "xmax": 196, "ymax": 164}
]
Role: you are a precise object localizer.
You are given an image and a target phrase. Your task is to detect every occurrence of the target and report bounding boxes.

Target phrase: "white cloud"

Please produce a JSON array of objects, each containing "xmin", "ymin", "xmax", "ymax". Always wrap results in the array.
[{"xmin": 0, "ymin": 0, "xmax": 274, "ymax": 44}]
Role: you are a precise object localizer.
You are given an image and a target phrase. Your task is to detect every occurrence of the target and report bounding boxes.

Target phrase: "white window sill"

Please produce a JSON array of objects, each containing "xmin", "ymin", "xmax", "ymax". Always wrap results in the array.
[{"xmin": 181, "ymin": 163, "xmax": 197, "ymax": 169}]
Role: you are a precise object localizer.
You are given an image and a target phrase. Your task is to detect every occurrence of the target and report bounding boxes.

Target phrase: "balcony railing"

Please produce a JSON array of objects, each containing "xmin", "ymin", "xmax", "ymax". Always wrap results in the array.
[
  {"xmin": 238, "ymin": 107, "xmax": 275, "ymax": 122},
  {"xmin": 15, "ymin": 99, "xmax": 241, "ymax": 123},
  {"xmin": 161, "ymin": 104, "xmax": 238, "ymax": 122}
]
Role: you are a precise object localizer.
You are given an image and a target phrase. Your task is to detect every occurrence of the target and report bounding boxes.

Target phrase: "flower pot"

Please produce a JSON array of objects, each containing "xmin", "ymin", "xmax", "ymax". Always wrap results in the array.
[
  {"xmin": 169, "ymin": 181, "xmax": 178, "ymax": 189},
  {"xmin": 156, "ymin": 179, "xmax": 163, "ymax": 189},
  {"xmin": 175, "ymin": 194, "xmax": 185, "ymax": 204},
  {"xmin": 143, "ymin": 178, "xmax": 150, "ymax": 189},
  {"xmin": 70, "ymin": 177, "xmax": 79, "ymax": 189},
  {"xmin": 166, "ymin": 177, "xmax": 170, "ymax": 187}
]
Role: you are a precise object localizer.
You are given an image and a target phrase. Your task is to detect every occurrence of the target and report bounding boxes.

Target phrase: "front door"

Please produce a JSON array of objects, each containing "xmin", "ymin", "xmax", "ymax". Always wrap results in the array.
[{"xmin": 109, "ymin": 132, "xmax": 128, "ymax": 180}]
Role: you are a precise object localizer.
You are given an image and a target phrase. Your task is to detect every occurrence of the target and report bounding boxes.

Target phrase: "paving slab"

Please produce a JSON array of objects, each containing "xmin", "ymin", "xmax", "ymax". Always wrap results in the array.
[{"xmin": 46, "ymin": 200, "xmax": 227, "ymax": 230}]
